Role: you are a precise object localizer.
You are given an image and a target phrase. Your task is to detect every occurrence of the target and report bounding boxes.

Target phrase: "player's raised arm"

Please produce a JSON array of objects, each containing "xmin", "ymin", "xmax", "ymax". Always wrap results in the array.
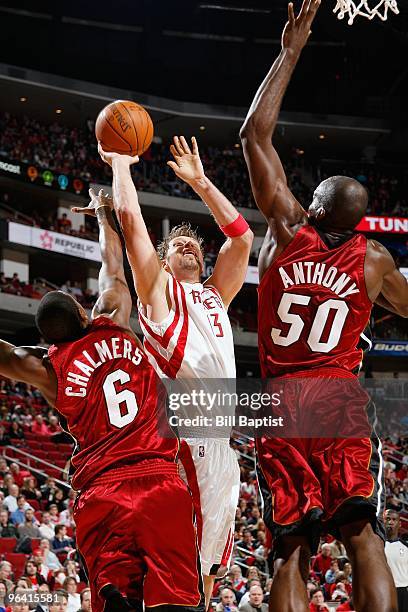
[
  {"xmin": 98, "ymin": 147, "xmax": 169, "ymax": 321},
  {"xmin": 168, "ymin": 136, "xmax": 253, "ymax": 307},
  {"xmin": 72, "ymin": 188, "xmax": 133, "ymax": 330},
  {"xmin": 367, "ymin": 240, "xmax": 408, "ymax": 317},
  {"xmin": 240, "ymin": 0, "xmax": 320, "ymax": 234},
  {"xmin": 0, "ymin": 342, "xmax": 56, "ymax": 405}
]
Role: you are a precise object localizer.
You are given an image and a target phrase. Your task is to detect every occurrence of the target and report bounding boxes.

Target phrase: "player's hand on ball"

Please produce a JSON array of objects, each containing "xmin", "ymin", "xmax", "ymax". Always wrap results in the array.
[
  {"xmin": 71, "ymin": 188, "xmax": 113, "ymax": 217},
  {"xmin": 98, "ymin": 142, "xmax": 139, "ymax": 167},
  {"xmin": 167, "ymin": 136, "xmax": 205, "ymax": 185},
  {"xmin": 282, "ymin": 0, "xmax": 320, "ymax": 54}
]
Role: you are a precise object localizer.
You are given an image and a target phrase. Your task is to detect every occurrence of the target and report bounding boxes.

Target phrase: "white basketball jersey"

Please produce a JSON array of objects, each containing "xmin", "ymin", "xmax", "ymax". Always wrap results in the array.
[{"xmin": 138, "ymin": 274, "xmax": 236, "ymax": 380}]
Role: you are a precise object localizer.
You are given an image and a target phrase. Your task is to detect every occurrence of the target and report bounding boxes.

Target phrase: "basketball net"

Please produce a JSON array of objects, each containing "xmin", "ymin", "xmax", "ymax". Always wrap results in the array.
[{"xmin": 333, "ymin": 0, "xmax": 399, "ymax": 24}]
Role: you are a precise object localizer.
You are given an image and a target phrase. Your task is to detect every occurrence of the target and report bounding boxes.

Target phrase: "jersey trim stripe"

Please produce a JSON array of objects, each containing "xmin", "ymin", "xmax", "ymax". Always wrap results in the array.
[
  {"xmin": 141, "ymin": 281, "xmax": 189, "ymax": 379},
  {"xmin": 139, "ymin": 276, "xmax": 182, "ymax": 350}
]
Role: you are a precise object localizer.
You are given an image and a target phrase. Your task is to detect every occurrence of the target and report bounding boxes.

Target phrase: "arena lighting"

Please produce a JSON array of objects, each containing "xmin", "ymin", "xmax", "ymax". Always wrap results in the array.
[
  {"xmin": 19, "ymin": 97, "xmax": 27, "ymax": 102},
  {"xmin": 319, "ymin": 134, "xmax": 325, "ymax": 139},
  {"xmin": 55, "ymin": 109, "xmax": 62, "ymax": 114},
  {"xmin": 199, "ymin": 125, "xmax": 206, "ymax": 131},
  {"xmin": 199, "ymin": 4, "xmax": 272, "ymax": 14}
]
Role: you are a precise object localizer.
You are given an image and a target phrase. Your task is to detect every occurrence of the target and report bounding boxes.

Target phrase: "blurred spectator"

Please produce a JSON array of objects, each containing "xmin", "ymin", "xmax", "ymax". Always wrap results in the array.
[
  {"xmin": 0, "ymin": 425, "xmax": 10, "ymax": 446},
  {"xmin": 0, "ymin": 508, "xmax": 18, "ymax": 537},
  {"xmin": 57, "ymin": 213, "xmax": 72, "ymax": 233},
  {"xmin": 4, "ymin": 483, "xmax": 21, "ymax": 512},
  {"xmin": 309, "ymin": 588, "xmax": 330, "ymax": 611},
  {"xmin": 21, "ymin": 476, "xmax": 42, "ymax": 501},
  {"xmin": 52, "ymin": 524, "xmax": 74, "ymax": 553},
  {"xmin": 324, "ymin": 559, "xmax": 340, "ymax": 584},
  {"xmin": 311, "ymin": 543, "xmax": 333, "ymax": 581},
  {"xmin": 49, "ymin": 589, "xmax": 69, "ymax": 612},
  {"xmin": 239, "ymin": 585, "xmax": 268, "ymax": 612},
  {"xmin": 0, "ymin": 561, "xmax": 14, "ymax": 591},
  {"xmin": 40, "ymin": 538, "xmax": 63, "ymax": 571},
  {"xmin": 216, "ymin": 588, "xmax": 239, "ymax": 612},
  {"xmin": 24, "ymin": 560, "xmax": 47, "ymax": 590},
  {"xmin": 11, "ymin": 495, "xmax": 33, "ymax": 525},
  {"xmin": 39, "ymin": 511, "xmax": 56, "ymax": 540},
  {"xmin": 17, "ymin": 508, "xmax": 41, "ymax": 539},
  {"xmin": 8, "ymin": 420, "xmax": 25, "ymax": 441},
  {"xmin": 78, "ymin": 587, "xmax": 92, "ymax": 612},
  {"xmin": 64, "ymin": 577, "xmax": 81, "ymax": 612},
  {"xmin": 32, "ymin": 415, "xmax": 50, "ymax": 436}
]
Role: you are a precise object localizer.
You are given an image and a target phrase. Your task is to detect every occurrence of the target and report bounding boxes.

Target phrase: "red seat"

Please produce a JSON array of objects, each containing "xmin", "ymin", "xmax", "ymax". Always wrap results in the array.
[
  {"xmin": 34, "ymin": 511, "xmax": 43, "ymax": 522},
  {"xmin": 77, "ymin": 581, "xmax": 88, "ymax": 593},
  {"xmin": 28, "ymin": 441, "xmax": 42, "ymax": 450},
  {"xmin": 48, "ymin": 452, "xmax": 63, "ymax": 462},
  {"xmin": 3, "ymin": 552, "xmax": 28, "ymax": 579},
  {"xmin": 0, "ymin": 538, "xmax": 17, "ymax": 553},
  {"xmin": 29, "ymin": 499, "xmax": 40, "ymax": 511},
  {"xmin": 42, "ymin": 442, "xmax": 56, "ymax": 451},
  {"xmin": 31, "ymin": 538, "xmax": 41, "ymax": 551},
  {"xmin": 58, "ymin": 444, "xmax": 73, "ymax": 454},
  {"xmin": 66, "ymin": 526, "xmax": 74, "ymax": 538},
  {"xmin": 46, "ymin": 468, "xmax": 62, "ymax": 479}
]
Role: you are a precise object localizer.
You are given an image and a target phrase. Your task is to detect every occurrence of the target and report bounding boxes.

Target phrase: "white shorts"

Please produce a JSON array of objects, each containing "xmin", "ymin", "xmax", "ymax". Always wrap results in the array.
[{"xmin": 179, "ymin": 438, "xmax": 240, "ymax": 576}]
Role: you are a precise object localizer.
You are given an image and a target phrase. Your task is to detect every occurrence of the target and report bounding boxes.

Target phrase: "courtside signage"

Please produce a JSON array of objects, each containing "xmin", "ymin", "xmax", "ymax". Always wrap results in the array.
[
  {"xmin": 371, "ymin": 340, "xmax": 408, "ymax": 356},
  {"xmin": 356, "ymin": 216, "xmax": 408, "ymax": 234},
  {"xmin": 8, "ymin": 222, "xmax": 101, "ymax": 262}
]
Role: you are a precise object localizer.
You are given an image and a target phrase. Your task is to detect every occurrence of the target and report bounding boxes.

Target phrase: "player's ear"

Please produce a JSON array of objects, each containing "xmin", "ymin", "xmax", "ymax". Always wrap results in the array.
[{"xmin": 162, "ymin": 259, "xmax": 170, "ymax": 272}]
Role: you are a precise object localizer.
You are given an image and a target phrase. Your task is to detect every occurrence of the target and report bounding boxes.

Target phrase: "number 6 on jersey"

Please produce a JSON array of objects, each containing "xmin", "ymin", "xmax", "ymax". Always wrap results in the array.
[{"xmin": 103, "ymin": 369, "xmax": 139, "ymax": 428}]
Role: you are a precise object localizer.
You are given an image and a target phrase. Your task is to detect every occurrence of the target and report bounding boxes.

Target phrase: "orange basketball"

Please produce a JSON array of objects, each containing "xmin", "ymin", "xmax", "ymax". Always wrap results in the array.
[{"xmin": 95, "ymin": 100, "xmax": 154, "ymax": 156}]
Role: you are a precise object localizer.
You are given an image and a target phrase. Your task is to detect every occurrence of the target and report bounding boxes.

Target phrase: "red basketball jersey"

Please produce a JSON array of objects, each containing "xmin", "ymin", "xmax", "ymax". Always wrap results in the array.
[
  {"xmin": 258, "ymin": 225, "xmax": 372, "ymax": 377},
  {"xmin": 48, "ymin": 316, "xmax": 178, "ymax": 490}
]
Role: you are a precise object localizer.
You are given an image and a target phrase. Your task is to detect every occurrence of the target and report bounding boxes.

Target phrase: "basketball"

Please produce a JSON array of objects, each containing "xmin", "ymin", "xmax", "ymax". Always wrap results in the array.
[{"xmin": 95, "ymin": 100, "xmax": 154, "ymax": 156}]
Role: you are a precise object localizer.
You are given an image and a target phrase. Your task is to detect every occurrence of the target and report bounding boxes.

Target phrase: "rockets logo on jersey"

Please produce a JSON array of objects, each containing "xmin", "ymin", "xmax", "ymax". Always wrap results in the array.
[
  {"xmin": 258, "ymin": 225, "xmax": 373, "ymax": 377},
  {"xmin": 48, "ymin": 316, "xmax": 178, "ymax": 490}
]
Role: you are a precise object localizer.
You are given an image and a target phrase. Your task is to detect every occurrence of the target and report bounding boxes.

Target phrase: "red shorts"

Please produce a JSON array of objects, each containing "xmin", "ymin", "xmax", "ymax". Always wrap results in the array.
[
  {"xmin": 256, "ymin": 371, "xmax": 384, "ymax": 553},
  {"xmin": 74, "ymin": 461, "xmax": 203, "ymax": 611}
]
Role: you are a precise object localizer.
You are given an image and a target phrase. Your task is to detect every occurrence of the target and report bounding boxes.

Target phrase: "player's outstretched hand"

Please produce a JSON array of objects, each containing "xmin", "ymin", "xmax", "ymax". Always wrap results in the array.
[
  {"xmin": 98, "ymin": 142, "xmax": 139, "ymax": 168},
  {"xmin": 167, "ymin": 136, "xmax": 205, "ymax": 186},
  {"xmin": 282, "ymin": 0, "xmax": 321, "ymax": 54},
  {"xmin": 71, "ymin": 188, "xmax": 113, "ymax": 217}
]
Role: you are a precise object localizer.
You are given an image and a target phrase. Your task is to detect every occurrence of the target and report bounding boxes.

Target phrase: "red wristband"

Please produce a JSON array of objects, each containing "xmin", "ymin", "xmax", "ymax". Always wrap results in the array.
[{"xmin": 220, "ymin": 214, "xmax": 249, "ymax": 238}]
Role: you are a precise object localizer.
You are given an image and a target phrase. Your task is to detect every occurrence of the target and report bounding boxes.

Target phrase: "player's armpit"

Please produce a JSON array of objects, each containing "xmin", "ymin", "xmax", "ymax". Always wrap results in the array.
[
  {"xmin": 368, "ymin": 240, "xmax": 408, "ymax": 317},
  {"xmin": 0, "ymin": 341, "xmax": 57, "ymax": 404},
  {"xmin": 204, "ymin": 229, "xmax": 253, "ymax": 307},
  {"xmin": 380, "ymin": 267, "xmax": 408, "ymax": 318},
  {"xmin": 92, "ymin": 283, "xmax": 134, "ymax": 331}
]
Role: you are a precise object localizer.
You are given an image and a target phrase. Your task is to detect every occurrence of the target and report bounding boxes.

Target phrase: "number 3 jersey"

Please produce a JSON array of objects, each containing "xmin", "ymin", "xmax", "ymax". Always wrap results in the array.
[
  {"xmin": 138, "ymin": 276, "xmax": 236, "ymax": 380},
  {"xmin": 48, "ymin": 316, "xmax": 178, "ymax": 490},
  {"xmin": 258, "ymin": 225, "xmax": 372, "ymax": 377}
]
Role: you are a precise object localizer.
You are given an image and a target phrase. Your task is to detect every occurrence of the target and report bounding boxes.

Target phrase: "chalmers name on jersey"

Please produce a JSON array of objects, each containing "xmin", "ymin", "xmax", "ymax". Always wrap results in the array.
[
  {"xmin": 258, "ymin": 225, "xmax": 372, "ymax": 377},
  {"xmin": 138, "ymin": 275, "xmax": 236, "ymax": 379},
  {"xmin": 48, "ymin": 316, "xmax": 178, "ymax": 490}
]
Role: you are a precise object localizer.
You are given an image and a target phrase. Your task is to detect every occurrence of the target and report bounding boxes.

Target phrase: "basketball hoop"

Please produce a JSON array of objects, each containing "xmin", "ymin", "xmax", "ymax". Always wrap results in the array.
[{"xmin": 333, "ymin": 0, "xmax": 399, "ymax": 25}]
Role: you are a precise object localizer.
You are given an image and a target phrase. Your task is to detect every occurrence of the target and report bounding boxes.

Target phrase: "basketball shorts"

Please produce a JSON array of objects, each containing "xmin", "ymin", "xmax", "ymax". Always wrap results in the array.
[
  {"xmin": 74, "ymin": 461, "xmax": 203, "ymax": 612},
  {"xmin": 179, "ymin": 438, "xmax": 240, "ymax": 576},
  {"xmin": 256, "ymin": 371, "xmax": 385, "ymax": 556}
]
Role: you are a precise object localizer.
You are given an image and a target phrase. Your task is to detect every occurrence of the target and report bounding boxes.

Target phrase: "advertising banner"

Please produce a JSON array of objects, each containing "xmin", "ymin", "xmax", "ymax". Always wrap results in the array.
[{"xmin": 8, "ymin": 222, "xmax": 101, "ymax": 262}]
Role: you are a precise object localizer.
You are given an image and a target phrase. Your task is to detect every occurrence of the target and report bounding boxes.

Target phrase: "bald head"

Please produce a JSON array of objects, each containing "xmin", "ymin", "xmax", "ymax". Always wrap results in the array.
[{"xmin": 308, "ymin": 176, "xmax": 368, "ymax": 231}]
